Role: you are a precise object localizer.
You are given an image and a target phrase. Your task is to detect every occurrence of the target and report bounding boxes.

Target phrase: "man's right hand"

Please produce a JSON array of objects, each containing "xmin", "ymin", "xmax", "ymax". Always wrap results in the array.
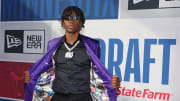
[{"xmin": 24, "ymin": 70, "xmax": 31, "ymax": 84}]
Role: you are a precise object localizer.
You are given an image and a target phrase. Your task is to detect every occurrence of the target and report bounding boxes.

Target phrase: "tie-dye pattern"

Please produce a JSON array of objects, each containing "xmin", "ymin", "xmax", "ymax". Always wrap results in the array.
[{"xmin": 32, "ymin": 68, "xmax": 109, "ymax": 101}]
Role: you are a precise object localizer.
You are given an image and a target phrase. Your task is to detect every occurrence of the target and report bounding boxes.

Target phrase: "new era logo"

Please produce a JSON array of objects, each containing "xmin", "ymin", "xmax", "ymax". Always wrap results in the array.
[
  {"xmin": 4, "ymin": 30, "xmax": 45, "ymax": 54},
  {"xmin": 6, "ymin": 35, "xmax": 22, "ymax": 48}
]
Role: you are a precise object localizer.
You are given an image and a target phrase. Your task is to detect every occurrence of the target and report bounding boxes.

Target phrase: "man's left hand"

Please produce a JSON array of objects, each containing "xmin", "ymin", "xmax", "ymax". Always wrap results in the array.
[{"xmin": 111, "ymin": 75, "xmax": 121, "ymax": 90}]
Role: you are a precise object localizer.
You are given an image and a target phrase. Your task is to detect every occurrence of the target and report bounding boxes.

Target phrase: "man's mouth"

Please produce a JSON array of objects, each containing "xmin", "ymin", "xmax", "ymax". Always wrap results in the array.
[{"xmin": 68, "ymin": 25, "xmax": 73, "ymax": 29}]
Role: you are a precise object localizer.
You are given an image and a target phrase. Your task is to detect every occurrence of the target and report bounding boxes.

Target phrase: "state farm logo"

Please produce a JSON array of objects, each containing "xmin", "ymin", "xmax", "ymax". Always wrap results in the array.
[
  {"xmin": 6, "ymin": 35, "xmax": 22, "ymax": 48},
  {"xmin": 4, "ymin": 30, "xmax": 45, "ymax": 54}
]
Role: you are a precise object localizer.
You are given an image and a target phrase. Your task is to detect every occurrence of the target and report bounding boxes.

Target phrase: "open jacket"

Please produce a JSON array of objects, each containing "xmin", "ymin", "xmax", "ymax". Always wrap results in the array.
[{"xmin": 25, "ymin": 34, "xmax": 117, "ymax": 101}]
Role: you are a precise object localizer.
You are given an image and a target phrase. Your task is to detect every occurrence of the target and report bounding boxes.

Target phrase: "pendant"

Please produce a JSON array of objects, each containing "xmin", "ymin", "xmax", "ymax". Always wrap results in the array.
[{"xmin": 65, "ymin": 51, "xmax": 73, "ymax": 58}]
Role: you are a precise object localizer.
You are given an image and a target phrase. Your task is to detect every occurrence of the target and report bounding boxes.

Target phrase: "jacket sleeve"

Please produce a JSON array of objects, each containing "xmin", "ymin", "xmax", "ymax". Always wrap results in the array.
[{"xmin": 97, "ymin": 41, "xmax": 101, "ymax": 59}]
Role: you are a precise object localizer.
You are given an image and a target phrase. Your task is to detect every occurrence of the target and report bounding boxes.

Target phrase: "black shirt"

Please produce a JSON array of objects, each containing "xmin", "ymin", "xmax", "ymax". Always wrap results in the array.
[{"xmin": 53, "ymin": 36, "xmax": 91, "ymax": 94}]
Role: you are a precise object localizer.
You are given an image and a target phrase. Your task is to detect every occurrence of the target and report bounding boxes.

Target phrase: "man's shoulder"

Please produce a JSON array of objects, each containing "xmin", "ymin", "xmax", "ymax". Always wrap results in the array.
[
  {"xmin": 48, "ymin": 36, "xmax": 64, "ymax": 44},
  {"xmin": 47, "ymin": 36, "xmax": 64, "ymax": 50},
  {"xmin": 80, "ymin": 34, "xmax": 99, "ymax": 44},
  {"xmin": 49, "ymin": 36, "xmax": 63, "ymax": 42}
]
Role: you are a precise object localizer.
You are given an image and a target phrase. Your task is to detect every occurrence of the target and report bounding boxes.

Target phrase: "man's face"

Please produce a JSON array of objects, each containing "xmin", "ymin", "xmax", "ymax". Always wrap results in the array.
[{"xmin": 63, "ymin": 12, "xmax": 82, "ymax": 34}]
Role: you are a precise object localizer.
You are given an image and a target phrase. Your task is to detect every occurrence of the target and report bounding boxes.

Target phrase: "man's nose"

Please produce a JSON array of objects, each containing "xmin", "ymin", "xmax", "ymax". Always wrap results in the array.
[{"xmin": 68, "ymin": 19, "xmax": 74, "ymax": 23}]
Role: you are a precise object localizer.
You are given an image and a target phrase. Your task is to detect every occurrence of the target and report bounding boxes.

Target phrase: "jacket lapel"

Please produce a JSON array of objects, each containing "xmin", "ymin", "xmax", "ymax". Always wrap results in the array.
[
  {"xmin": 80, "ymin": 35, "xmax": 117, "ymax": 101},
  {"xmin": 25, "ymin": 36, "xmax": 64, "ymax": 101}
]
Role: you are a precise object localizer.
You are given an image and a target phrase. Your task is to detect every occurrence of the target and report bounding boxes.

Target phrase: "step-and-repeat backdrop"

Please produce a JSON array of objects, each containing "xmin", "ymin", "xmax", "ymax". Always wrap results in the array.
[{"xmin": 0, "ymin": 0, "xmax": 180, "ymax": 101}]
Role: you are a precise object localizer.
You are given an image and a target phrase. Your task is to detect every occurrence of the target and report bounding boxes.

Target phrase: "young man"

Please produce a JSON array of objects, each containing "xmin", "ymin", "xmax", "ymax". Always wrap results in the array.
[{"xmin": 25, "ymin": 6, "xmax": 120, "ymax": 101}]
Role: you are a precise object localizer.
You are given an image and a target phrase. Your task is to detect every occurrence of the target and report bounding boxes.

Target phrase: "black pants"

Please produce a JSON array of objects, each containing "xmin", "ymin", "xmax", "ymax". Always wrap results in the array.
[{"xmin": 51, "ymin": 92, "xmax": 92, "ymax": 101}]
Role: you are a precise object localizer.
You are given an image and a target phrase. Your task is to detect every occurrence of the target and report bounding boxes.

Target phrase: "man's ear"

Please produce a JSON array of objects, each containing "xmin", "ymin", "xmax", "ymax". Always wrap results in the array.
[
  {"xmin": 80, "ymin": 22, "xmax": 82, "ymax": 27},
  {"xmin": 62, "ymin": 21, "xmax": 64, "ymax": 27}
]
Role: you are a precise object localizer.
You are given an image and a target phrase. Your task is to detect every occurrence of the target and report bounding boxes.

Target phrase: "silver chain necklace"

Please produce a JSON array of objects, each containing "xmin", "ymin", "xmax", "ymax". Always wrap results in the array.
[{"xmin": 64, "ymin": 40, "xmax": 80, "ymax": 58}]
